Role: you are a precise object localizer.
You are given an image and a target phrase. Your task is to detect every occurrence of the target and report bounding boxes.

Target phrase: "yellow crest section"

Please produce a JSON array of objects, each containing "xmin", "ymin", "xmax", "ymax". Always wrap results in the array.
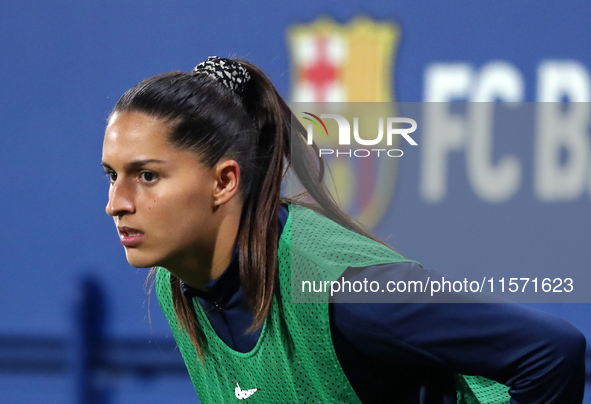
[
  {"xmin": 288, "ymin": 17, "xmax": 399, "ymax": 102},
  {"xmin": 287, "ymin": 17, "xmax": 402, "ymax": 230}
]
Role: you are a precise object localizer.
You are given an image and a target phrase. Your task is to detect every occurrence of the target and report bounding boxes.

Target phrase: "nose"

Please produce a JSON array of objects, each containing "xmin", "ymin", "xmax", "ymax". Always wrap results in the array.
[{"xmin": 106, "ymin": 180, "xmax": 135, "ymax": 217}]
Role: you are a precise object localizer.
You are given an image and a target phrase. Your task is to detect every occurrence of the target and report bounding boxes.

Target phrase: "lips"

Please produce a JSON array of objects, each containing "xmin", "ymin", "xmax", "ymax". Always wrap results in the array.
[{"xmin": 117, "ymin": 226, "xmax": 145, "ymax": 247}]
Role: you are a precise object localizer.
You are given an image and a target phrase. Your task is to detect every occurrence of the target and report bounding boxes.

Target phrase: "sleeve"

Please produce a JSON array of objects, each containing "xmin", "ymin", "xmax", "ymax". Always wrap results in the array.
[{"xmin": 330, "ymin": 262, "xmax": 587, "ymax": 404}]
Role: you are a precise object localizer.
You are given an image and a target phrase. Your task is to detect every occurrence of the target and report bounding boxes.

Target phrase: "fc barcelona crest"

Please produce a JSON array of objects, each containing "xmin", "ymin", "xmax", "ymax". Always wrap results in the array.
[{"xmin": 287, "ymin": 17, "xmax": 403, "ymax": 231}]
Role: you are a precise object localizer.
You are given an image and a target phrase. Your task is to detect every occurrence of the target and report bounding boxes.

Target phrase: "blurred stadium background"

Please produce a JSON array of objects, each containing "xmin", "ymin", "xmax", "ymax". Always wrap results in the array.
[{"xmin": 1, "ymin": 1, "xmax": 590, "ymax": 403}]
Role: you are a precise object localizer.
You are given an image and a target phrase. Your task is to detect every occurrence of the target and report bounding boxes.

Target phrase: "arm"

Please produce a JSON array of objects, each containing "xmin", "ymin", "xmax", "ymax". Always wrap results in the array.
[{"xmin": 330, "ymin": 262, "xmax": 586, "ymax": 404}]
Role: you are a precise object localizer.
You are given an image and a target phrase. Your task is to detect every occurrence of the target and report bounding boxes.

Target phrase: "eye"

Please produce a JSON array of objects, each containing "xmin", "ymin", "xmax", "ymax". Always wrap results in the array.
[
  {"xmin": 140, "ymin": 171, "xmax": 159, "ymax": 183},
  {"xmin": 104, "ymin": 170, "xmax": 117, "ymax": 183}
]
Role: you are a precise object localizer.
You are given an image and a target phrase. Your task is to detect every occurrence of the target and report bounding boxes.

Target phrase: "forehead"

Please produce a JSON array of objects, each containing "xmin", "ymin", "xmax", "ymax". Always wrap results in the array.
[{"xmin": 102, "ymin": 111, "xmax": 172, "ymax": 162}]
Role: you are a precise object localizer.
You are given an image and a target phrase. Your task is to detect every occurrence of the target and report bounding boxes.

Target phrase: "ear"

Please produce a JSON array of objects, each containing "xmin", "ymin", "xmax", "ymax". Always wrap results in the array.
[{"xmin": 212, "ymin": 159, "xmax": 241, "ymax": 206}]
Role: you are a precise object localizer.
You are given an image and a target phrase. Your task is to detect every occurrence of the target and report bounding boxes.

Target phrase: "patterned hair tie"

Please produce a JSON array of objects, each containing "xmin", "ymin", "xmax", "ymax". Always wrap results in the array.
[{"xmin": 193, "ymin": 56, "xmax": 251, "ymax": 93}]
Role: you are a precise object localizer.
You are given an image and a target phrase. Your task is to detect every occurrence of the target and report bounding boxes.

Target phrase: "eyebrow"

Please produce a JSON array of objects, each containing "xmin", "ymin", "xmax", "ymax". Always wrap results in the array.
[{"xmin": 101, "ymin": 159, "xmax": 167, "ymax": 171}]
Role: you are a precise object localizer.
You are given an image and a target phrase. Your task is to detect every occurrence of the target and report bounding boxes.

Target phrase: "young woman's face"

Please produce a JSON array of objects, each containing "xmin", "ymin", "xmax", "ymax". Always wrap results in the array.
[{"xmin": 102, "ymin": 111, "xmax": 219, "ymax": 270}]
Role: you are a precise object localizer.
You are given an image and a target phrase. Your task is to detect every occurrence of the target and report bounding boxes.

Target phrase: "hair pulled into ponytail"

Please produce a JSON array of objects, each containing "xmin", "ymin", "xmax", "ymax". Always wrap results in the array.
[{"xmin": 112, "ymin": 58, "xmax": 393, "ymax": 359}]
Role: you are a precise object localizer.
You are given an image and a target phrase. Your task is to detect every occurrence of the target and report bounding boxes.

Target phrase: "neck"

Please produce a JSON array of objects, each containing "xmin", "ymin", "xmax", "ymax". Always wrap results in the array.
[{"xmin": 164, "ymin": 200, "xmax": 242, "ymax": 291}]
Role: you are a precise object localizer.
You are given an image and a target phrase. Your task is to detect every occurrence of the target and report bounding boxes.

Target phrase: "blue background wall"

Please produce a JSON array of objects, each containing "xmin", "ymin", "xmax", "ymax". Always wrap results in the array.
[{"xmin": 1, "ymin": 1, "xmax": 590, "ymax": 402}]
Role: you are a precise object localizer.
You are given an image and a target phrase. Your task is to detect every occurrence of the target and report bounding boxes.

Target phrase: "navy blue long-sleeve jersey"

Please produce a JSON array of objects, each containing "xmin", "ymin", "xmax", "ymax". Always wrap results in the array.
[{"xmin": 181, "ymin": 204, "xmax": 586, "ymax": 403}]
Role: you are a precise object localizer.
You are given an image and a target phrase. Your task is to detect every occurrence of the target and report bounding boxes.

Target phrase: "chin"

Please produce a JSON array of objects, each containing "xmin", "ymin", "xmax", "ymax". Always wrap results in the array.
[{"xmin": 124, "ymin": 249, "xmax": 161, "ymax": 269}]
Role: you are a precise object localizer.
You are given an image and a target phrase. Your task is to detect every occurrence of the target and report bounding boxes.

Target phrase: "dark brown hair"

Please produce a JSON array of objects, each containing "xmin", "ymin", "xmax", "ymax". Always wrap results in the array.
[{"xmin": 111, "ymin": 58, "xmax": 395, "ymax": 358}]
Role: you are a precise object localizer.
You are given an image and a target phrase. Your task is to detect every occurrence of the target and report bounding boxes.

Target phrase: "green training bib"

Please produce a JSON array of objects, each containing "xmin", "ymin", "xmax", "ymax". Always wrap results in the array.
[{"xmin": 156, "ymin": 204, "xmax": 511, "ymax": 403}]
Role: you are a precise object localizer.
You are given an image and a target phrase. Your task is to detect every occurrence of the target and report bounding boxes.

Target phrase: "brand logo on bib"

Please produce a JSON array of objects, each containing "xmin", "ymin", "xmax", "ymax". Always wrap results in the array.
[{"xmin": 235, "ymin": 382, "xmax": 258, "ymax": 400}]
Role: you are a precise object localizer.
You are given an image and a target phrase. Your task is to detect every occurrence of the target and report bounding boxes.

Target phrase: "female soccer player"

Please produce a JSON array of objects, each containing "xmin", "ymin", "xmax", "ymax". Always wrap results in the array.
[{"xmin": 101, "ymin": 56, "xmax": 586, "ymax": 403}]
